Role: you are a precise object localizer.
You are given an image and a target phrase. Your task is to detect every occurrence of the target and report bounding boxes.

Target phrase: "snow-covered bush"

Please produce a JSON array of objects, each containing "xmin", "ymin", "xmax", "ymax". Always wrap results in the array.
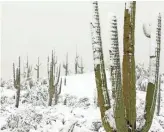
[
  {"xmin": 136, "ymin": 64, "xmax": 149, "ymax": 91},
  {"xmin": 21, "ymin": 84, "xmax": 48, "ymax": 106},
  {"xmin": 3, "ymin": 109, "xmax": 43, "ymax": 132}
]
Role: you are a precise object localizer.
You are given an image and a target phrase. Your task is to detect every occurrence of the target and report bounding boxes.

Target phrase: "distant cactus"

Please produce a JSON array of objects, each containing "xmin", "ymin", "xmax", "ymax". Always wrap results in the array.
[
  {"xmin": 34, "ymin": 57, "xmax": 41, "ymax": 81},
  {"xmin": 75, "ymin": 52, "xmax": 79, "ymax": 74},
  {"xmin": 27, "ymin": 65, "xmax": 32, "ymax": 79},
  {"xmin": 13, "ymin": 56, "xmax": 21, "ymax": 108},
  {"xmin": 48, "ymin": 50, "xmax": 62, "ymax": 106},
  {"xmin": 63, "ymin": 53, "xmax": 69, "ymax": 85},
  {"xmin": 63, "ymin": 53, "xmax": 69, "ymax": 76},
  {"xmin": 77, "ymin": 57, "xmax": 84, "ymax": 74}
]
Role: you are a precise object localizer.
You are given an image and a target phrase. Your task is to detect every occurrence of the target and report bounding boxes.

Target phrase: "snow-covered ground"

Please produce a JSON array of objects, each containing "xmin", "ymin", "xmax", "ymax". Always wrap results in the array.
[{"xmin": 0, "ymin": 72, "xmax": 164, "ymax": 132}]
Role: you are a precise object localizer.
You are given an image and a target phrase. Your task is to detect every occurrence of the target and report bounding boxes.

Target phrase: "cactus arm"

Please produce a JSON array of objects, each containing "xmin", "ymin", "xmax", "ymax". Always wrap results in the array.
[
  {"xmin": 90, "ymin": 1, "xmax": 115, "ymax": 131},
  {"xmin": 13, "ymin": 63, "xmax": 16, "ymax": 87},
  {"xmin": 122, "ymin": 2, "xmax": 136, "ymax": 131},
  {"xmin": 141, "ymin": 13, "xmax": 162, "ymax": 132},
  {"xmin": 109, "ymin": 15, "xmax": 128, "ymax": 131},
  {"xmin": 140, "ymin": 83, "xmax": 155, "ymax": 132},
  {"xmin": 57, "ymin": 78, "xmax": 62, "ymax": 95},
  {"xmin": 54, "ymin": 64, "xmax": 61, "ymax": 87}
]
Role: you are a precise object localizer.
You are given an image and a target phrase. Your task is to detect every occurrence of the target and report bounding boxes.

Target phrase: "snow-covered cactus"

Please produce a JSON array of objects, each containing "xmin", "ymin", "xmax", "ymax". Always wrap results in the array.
[
  {"xmin": 141, "ymin": 13, "xmax": 162, "ymax": 131},
  {"xmin": 47, "ymin": 56, "xmax": 50, "ymax": 80},
  {"xmin": 48, "ymin": 50, "xmax": 62, "ymax": 106},
  {"xmin": 91, "ymin": 1, "xmax": 162, "ymax": 132},
  {"xmin": 90, "ymin": 1, "xmax": 111, "ymax": 131},
  {"xmin": 75, "ymin": 52, "xmax": 79, "ymax": 74},
  {"xmin": 109, "ymin": 15, "xmax": 119, "ymax": 99},
  {"xmin": 34, "ymin": 57, "xmax": 41, "ymax": 81},
  {"xmin": 122, "ymin": 2, "xmax": 136, "ymax": 131},
  {"xmin": 77, "ymin": 57, "xmax": 84, "ymax": 74},
  {"xmin": 63, "ymin": 53, "xmax": 69, "ymax": 76},
  {"xmin": 13, "ymin": 56, "xmax": 21, "ymax": 108},
  {"xmin": 157, "ymin": 74, "xmax": 162, "ymax": 116},
  {"xmin": 143, "ymin": 23, "xmax": 151, "ymax": 38},
  {"xmin": 63, "ymin": 52, "xmax": 69, "ymax": 85}
]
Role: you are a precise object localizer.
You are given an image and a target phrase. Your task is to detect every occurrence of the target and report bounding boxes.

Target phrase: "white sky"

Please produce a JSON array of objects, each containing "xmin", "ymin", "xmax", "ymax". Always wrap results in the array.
[{"xmin": 1, "ymin": 1, "xmax": 164, "ymax": 80}]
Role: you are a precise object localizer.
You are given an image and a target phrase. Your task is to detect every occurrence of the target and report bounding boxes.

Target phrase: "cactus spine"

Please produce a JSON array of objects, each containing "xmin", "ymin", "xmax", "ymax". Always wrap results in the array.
[
  {"xmin": 90, "ymin": 1, "xmax": 112, "ymax": 131},
  {"xmin": 13, "ymin": 56, "xmax": 21, "ymax": 108},
  {"xmin": 48, "ymin": 50, "xmax": 62, "ymax": 106},
  {"xmin": 34, "ymin": 57, "xmax": 41, "ymax": 81}
]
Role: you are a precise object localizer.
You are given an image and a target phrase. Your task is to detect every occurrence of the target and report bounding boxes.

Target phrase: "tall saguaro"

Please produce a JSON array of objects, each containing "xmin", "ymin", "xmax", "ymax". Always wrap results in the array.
[
  {"xmin": 90, "ymin": 1, "xmax": 111, "ymax": 131},
  {"xmin": 123, "ymin": 2, "xmax": 136, "ymax": 131},
  {"xmin": 13, "ymin": 57, "xmax": 21, "ymax": 108},
  {"xmin": 34, "ymin": 57, "xmax": 41, "ymax": 81}
]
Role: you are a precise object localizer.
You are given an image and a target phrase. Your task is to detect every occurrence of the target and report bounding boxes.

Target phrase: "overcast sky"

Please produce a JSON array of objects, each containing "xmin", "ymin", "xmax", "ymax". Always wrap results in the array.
[{"xmin": 1, "ymin": 1, "xmax": 164, "ymax": 80}]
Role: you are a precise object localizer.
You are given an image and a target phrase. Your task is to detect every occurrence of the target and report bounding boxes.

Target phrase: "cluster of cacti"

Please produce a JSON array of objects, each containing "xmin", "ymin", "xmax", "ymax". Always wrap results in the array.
[
  {"xmin": 34, "ymin": 57, "xmax": 41, "ymax": 81},
  {"xmin": 91, "ymin": 1, "xmax": 162, "ymax": 132},
  {"xmin": 13, "ymin": 56, "xmax": 21, "ymax": 108},
  {"xmin": 48, "ymin": 50, "xmax": 62, "ymax": 106}
]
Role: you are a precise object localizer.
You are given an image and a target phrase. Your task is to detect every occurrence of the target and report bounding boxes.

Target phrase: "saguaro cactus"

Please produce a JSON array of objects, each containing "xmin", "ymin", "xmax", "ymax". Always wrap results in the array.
[
  {"xmin": 63, "ymin": 53, "xmax": 69, "ymax": 76},
  {"xmin": 63, "ymin": 53, "xmax": 69, "ymax": 85},
  {"xmin": 90, "ymin": 1, "xmax": 112, "ymax": 131},
  {"xmin": 13, "ymin": 56, "xmax": 21, "ymax": 108},
  {"xmin": 75, "ymin": 52, "xmax": 79, "ymax": 74},
  {"xmin": 48, "ymin": 50, "xmax": 62, "ymax": 106},
  {"xmin": 34, "ymin": 57, "xmax": 41, "ymax": 81},
  {"xmin": 122, "ymin": 2, "xmax": 136, "ymax": 130},
  {"xmin": 91, "ymin": 1, "xmax": 161, "ymax": 132},
  {"xmin": 77, "ymin": 57, "xmax": 84, "ymax": 74}
]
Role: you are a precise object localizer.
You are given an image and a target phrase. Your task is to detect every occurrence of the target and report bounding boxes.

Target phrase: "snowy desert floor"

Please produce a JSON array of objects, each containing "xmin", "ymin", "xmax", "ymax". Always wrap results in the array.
[{"xmin": 0, "ymin": 72, "xmax": 164, "ymax": 132}]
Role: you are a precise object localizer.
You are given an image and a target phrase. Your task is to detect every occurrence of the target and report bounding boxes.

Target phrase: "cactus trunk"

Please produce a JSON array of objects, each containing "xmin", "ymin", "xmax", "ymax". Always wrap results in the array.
[
  {"xmin": 13, "ymin": 56, "xmax": 21, "ymax": 108},
  {"xmin": 122, "ymin": 2, "xmax": 136, "ymax": 131},
  {"xmin": 91, "ymin": 1, "xmax": 113, "ymax": 131}
]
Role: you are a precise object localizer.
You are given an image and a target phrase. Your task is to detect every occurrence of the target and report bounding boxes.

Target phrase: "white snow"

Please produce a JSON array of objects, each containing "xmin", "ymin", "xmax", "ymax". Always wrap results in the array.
[{"xmin": 0, "ymin": 71, "xmax": 164, "ymax": 132}]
